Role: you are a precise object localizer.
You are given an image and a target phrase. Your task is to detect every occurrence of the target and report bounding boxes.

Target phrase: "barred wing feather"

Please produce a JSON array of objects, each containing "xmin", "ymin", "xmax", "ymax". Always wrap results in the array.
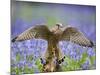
[
  {"xmin": 12, "ymin": 25, "xmax": 52, "ymax": 42},
  {"xmin": 61, "ymin": 27, "xmax": 94, "ymax": 47}
]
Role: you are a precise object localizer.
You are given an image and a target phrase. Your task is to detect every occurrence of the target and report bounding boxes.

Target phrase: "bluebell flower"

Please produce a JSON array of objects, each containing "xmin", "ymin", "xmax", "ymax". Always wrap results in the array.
[
  {"xmin": 11, "ymin": 43, "xmax": 17, "ymax": 48},
  {"xmin": 75, "ymin": 55, "xmax": 82, "ymax": 61},
  {"xmin": 11, "ymin": 63, "xmax": 17, "ymax": 68},
  {"xmin": 16, "ymin": 63, "xmax": 23, "ymax": 68},
  {"xmin": 67, "ymin": 42, "xmax": 74, "ymax": 50},
  {"xmin": 25, "ymin": 40, "xmax": 33, "ymax": 49},
  {"xmin": 78, "ymin": 48, "xmax": 86, "ymax": 55},
  {"xmin": 30, "ymin": 39, "xmax": 37, "ymax": 47},
  {"xmin": 17, "ymin": 42, "xmax": 23, "ymax": 48},
  {"xmin": 81, "ymin": 59, "xmax": 90, "ymax": 70},
  {"xmin": 69, "ymin": 50, "xmax": 77, "ymax": 60},
  {"xmin": 34, "ymin": 68, "xmax": 40, "ymax": 73},
  {"xmin": 11, "ymin": 53, "xmax": 16, "ymax": 62},
  {"xmin": 26, "ymin": 62, "xmax": 34, "ymax": 68},
  {"xmin": 87, "ymin": 47, "xmax": 95, "ymax": 57}
]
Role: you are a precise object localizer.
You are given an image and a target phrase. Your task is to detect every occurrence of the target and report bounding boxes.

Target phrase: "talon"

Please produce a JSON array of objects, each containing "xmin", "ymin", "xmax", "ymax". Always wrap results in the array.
[
  {"xmin": 61, "ymin": 56, "xmax": 66, "ymax": 62},
  {"xmin": 40, "ymin": 58, "xmax": 46, "ymax": 65},
  {"xmin": 63, "ymin": 56, "xmax": 65, "ymax": 59},
  {"xmin": 57, "ymin": 56, "xmax": 66, "ymax": 64}
]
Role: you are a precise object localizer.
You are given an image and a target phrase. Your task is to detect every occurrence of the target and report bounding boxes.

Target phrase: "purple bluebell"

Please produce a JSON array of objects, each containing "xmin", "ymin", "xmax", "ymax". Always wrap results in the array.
[
  {"xmin": 87, "ymin": 47, "xmax": 95, "ymax": 57},
  {"xmin": 81, "ymin": 59, "xmax": 90, "ymax": 70}
]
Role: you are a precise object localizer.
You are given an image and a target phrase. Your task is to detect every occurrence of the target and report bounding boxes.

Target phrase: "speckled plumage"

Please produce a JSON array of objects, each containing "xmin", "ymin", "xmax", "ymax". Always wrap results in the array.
[{"xmin": 12, "ymin": 24, "xmax": 94, "ymax": 72}]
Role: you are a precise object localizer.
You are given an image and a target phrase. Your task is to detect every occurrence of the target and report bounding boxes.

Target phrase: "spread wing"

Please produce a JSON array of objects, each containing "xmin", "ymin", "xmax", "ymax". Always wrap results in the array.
[
  {"xmin": 12, "ymin": 25, "xmax": 52, "ymax": 42},
  {"xmin": 60, "ymin": 27, "xmax": 94, "ymax": 47}
]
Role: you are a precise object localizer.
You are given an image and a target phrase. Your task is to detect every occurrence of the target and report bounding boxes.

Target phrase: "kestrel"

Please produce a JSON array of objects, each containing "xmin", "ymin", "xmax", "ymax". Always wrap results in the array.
[{"xmin": 12, "ymin": 23, "xmax": 94, "ymax": 72}]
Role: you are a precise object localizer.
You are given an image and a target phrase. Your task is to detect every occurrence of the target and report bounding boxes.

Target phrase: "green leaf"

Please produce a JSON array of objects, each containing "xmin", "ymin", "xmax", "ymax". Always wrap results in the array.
[
  {"xmin": 89, "ymin": 56, "xmax": 96, "ymax": 65},
  {"xmin": 35, "ymin": 58, "xmax": 43, "ymax": 72},
  {"xmin": 21, "ymin": 65, "xmax": 34, "ymax": 74},
  {"xmin": 16, "ymin": 53, "xmax": 21, "ymax": 62},
  {"xmin": 78, "ymin": 52, "xmax": 88, "ymax": 65},
  {"xmin": 26, "ymin": 55, "xmax": 33, "ymax": 62}
]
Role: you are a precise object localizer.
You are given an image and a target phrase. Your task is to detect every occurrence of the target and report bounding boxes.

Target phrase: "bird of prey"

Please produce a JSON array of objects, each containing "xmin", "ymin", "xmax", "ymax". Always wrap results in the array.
[{"xmin": 12, "ymin": 23, "xmax": 94, "ymax": 72}]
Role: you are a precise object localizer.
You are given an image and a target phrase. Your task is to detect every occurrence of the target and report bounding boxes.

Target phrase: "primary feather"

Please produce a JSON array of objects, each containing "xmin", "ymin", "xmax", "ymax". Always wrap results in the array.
[
  {"xmin": 12, "ymin": 25, "xmax": 52, "ymax": 42},
  {"xmin": 61, "ymin": 27, "xmax": 94, "ymax": 47}
]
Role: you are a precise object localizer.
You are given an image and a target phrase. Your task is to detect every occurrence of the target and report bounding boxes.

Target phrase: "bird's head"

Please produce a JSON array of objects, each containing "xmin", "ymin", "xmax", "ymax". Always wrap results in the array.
[
  {"xmin": 56, "ymin": 23, "xmax": 63, "ymax": 29},
  {"xmin": 50, "ymin": 23, "xmax": 63, "ymax": 32}
]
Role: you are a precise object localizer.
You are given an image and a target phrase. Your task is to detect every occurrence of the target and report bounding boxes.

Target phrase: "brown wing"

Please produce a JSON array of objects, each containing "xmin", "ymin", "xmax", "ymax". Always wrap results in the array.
[
  {"xmin": 12, "ymin": 25, "xmax": 52, "ymax": 42},
  {"xmin": 60, "ymin": 27, "xmax": 94, "ymax": 47}
]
